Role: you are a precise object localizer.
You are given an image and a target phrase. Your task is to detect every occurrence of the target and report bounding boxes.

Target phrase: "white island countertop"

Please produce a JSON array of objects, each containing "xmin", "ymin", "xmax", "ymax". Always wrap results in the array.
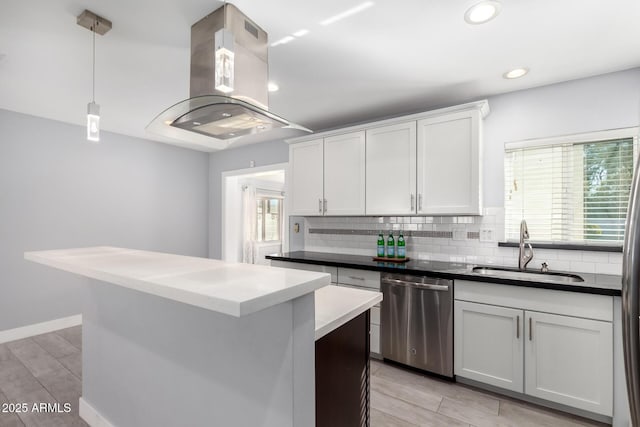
[
  {"xmin": 25, "ymin": 246, "xmax": 330, "ymax": 317},
  {"xmin": 314, "ymin": 285, "xmax": 382, "ymax": 340}
]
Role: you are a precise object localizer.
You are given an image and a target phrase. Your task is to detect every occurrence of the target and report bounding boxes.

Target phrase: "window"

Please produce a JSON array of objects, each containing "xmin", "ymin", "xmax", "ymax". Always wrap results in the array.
[
  {"xmin": 504, "ymin": 128, "xmax": 638, "ymax": 245},
  {"xmin": 256, "ymin": 197, "xmax": 282, "ymax": 242}
]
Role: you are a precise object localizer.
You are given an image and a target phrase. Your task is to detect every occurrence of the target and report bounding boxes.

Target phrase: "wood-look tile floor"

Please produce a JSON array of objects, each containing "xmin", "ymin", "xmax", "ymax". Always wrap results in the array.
[
  {"xmin": 0, "ymin": 327, "xmax": 608, "ymax": 427},
  {"xmin": 0, "ymin": 326, "xmax": 85, "ymax": 427},
  {"xmin": 369, "ymin": 359, "xmax": 608, "ymax": 427}
]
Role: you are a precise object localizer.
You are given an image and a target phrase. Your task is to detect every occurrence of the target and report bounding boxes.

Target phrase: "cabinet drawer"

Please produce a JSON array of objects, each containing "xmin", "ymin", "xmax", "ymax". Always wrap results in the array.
[
  {"xmin": 455, "ymin": 280, "xmax": 613, "ymax": 322},
  {"xmin": 337, "ymin": 268, "xmax": 380, "ymax": 290},
  {"xmin": 371, "ymin": 306, "xmax": 380, "ymax": 326},
  {"xmin": 270, "ymin": 261, "xmax": 337, "ymax": 283}
]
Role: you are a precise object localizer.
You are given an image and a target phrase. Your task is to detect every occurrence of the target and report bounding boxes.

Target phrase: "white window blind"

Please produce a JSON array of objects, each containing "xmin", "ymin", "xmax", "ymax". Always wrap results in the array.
[{"xmin": 504, "ymin": 130, "xmax": 638, "ymax": 245}]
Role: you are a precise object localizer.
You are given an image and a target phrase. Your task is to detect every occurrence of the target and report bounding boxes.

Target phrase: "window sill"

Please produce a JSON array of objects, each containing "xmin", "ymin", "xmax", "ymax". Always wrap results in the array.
[{"xmin": 498, "ymin": 241, "xmax": 622, "ymax": 253}]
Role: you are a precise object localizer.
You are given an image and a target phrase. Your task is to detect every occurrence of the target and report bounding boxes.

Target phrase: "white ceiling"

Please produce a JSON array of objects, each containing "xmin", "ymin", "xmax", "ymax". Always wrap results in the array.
[{"xmin": 1, "ymin": 0, "xmax": 640, "ymax": 146}]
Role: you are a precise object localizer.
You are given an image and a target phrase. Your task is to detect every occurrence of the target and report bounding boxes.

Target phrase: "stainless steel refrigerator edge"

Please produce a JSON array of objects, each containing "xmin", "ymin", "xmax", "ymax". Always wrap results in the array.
[
  {"xmin": 381, "ymin": 273, "xmax": 453, "ymax": 377},
  {"xmin": 623, "ymin": 132, "xmax": 640, "ymax": 426}
]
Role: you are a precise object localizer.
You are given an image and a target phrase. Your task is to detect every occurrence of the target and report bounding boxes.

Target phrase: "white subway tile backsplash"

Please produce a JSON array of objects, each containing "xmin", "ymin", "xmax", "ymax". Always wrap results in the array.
[
  {"xmin": 582, "ymin": 251, "xmax": 610, "ymax": 263},
  {"xmin": 534, "ymin": 249, "xmax": 558, "ymax": 261},
  {"xmin": 569, "ymin": 261, "xmax": 596, "ymax": 274},
  {"xmin": 302, "ymin": 208, "xmax": 621, "ymax": 275},
  {"xmin": 596, "ymin": 262, "xmax": 623, "ymax": 275},
  {"xmin": 559, "ymin": 250, "xmax": 584, "ymax": 261},
  {"xmin": 609, "ymin": 253, "xmax": 623, "ymax": 264},
  {"xmin": 481, "ymin": 215, "xmax": 496, "ymax": 224},
  {"xmin": 547, "ymin": 260, "xmax": 572, "ymax": 271}
]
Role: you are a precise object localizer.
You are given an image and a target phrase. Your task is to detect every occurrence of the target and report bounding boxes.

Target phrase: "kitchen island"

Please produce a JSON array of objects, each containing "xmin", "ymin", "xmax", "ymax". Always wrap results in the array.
[{"xmin": 24, "ymin": 247, "xmax": 381, "ymax": 427}]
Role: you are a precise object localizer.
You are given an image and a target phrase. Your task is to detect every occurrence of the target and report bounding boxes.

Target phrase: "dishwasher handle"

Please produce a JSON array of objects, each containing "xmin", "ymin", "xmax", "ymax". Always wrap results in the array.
[{"xmin": 381, "ymin": 278, "xmax": 450, "ymax": 291}]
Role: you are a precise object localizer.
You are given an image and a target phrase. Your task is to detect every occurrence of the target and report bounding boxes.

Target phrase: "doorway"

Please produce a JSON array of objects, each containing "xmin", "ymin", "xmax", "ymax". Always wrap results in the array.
[{"xmin": 221, "ymin": 163, "xmax": 287, "ymax": 264}]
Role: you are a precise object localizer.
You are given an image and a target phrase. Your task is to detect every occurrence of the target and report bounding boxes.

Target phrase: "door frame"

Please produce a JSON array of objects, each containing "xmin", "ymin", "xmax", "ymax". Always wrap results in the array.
[{"xmin": 221, "ymin": 162, "xmax": 289, "ymax": 263}]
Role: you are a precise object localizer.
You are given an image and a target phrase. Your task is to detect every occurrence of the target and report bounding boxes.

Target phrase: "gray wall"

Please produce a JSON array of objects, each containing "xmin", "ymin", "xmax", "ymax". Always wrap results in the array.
[
  {"xmin": 483, "ymin": 67, "xmax": 640, "ymax": 207},
  {"xmin": 208, "ymin": 140, "xmax": 289, "ymax": 259},
  {"xmin": 0, "ymin": 109, "xmax": 210, "ymax": 331}
]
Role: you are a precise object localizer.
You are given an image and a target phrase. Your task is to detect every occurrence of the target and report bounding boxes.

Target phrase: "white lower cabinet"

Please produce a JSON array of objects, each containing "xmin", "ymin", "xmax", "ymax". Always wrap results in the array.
[
  {"xmin": 454, "ymin": 280, "xmax": 613, "ymax": 417},
  {"xmin": 454, "ymin": 301, "xmax": 523, "ymax": 392},
  {"xmin": 525, "ymin": 311, "xmax": 613, "ymax": 415}
]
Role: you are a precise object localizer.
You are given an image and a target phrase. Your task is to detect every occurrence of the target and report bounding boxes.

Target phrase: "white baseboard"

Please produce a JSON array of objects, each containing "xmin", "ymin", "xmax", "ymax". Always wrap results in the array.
[
  {"xmin": 0, "ymin": 314, "xmax": 82, "ymax": 344},
  {"xmin": 79, "ymin": 397, "xmax": 116, "ymax": 427}
]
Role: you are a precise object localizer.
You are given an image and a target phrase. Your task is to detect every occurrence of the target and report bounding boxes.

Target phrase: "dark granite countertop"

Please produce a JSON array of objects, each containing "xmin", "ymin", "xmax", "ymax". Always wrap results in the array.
[{"xmin": 266, "ymin": 251, "xmax": 622, "ymax": 296}]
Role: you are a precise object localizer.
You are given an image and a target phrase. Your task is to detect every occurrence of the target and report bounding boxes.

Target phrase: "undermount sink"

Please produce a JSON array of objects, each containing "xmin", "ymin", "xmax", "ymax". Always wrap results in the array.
[{"xmin": 472, "ymin": 266, "xmax": 584, "ymax": 283}]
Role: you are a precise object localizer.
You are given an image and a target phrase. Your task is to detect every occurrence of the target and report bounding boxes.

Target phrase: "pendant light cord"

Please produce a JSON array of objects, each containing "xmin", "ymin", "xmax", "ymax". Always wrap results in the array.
[
  {"xmin": 92, "ymin": 20, "xmax": 96, "ymax": 103},
  {"xmin": 223, "ymin": 0, "xmax": 227, "ymax": 42}
]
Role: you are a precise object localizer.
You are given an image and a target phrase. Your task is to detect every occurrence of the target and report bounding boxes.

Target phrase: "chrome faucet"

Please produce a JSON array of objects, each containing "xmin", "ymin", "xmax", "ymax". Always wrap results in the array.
[{"xmin": 518, "ymin": 220, "xmax": 534, "ymax": 270}]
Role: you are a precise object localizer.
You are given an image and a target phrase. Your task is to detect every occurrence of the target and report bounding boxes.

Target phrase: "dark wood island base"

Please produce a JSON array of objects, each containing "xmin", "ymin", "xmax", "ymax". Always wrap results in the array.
[{"xmin": 316, "ymin": 310, "xmax": 371, "ymax": 427}]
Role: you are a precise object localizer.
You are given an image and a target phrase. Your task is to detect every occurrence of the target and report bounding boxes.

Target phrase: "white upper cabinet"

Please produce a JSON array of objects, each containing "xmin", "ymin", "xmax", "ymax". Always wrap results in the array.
[
  {"xmin": 365, "ymin": 122, "xmax": 417, "ymax": 215},
  {"xmin": 417, "ymin": 109, "xmax": 482, "ymax": 215},
  {"xmin": 289, "ymin": 139, "xmax": 324, "ymax": 216},
  {"xmin": 287, "ymin": 100, "xmax": 488, "ymax": 217},
  {"xmin": 324, "ymin": 132, "xmax": 366, "ymax": 216}
]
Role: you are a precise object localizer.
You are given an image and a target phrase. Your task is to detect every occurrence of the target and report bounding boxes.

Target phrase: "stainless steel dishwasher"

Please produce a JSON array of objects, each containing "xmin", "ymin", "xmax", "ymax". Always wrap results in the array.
[{"xmin": 381, "ymin": 272, "xmax": 453, "ymax": 377}]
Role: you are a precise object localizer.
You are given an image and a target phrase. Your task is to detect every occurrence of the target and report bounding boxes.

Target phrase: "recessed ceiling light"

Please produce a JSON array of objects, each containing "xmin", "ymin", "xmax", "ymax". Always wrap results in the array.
[
  {"xmin": 503, "ymin": 67, "xmax": 529, "ymax": 79},
  {"xmin": 320, "ymin": 1, "xmax": 374, "ymax": 26},
  {"xmin": 292, "ymin": 29, "xmax": 309, "ymax": 38},
  {"xmin": 268, "ymin": 82, "xmax": 279, "ymax": 92},
  {"xmin": 464, "ymin": 0, "xmax": 501, "ymax": 25}
]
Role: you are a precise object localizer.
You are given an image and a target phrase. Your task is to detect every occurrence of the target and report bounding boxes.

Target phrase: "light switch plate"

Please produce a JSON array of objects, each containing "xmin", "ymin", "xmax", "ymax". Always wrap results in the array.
[{"xmin": 480, "ymin": 228, "xmax": 494, "ymax": 242}]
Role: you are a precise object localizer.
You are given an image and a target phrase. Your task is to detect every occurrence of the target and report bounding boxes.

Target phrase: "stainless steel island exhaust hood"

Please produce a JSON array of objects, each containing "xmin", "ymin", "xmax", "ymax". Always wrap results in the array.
[{"xmin": 146, "ymin": 3, "xmax": 311, "ymax": 152}]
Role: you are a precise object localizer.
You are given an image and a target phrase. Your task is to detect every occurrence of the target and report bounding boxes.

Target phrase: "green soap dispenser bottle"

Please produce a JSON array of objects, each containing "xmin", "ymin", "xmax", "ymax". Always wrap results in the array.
[
  {"xmin": 397, "ymin": 232, "xmax": 406, "ymax": 259},
  {"xmin": 387, "ymin": 232, "xmax": 395, "ymax": 258},
  {"xmin": 377, "ymin": 233, "xmax": 385, "ymax": 257}
]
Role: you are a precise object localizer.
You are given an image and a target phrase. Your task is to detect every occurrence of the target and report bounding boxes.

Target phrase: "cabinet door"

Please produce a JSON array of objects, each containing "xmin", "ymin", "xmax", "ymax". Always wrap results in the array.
[
  {"xmin": 525, "ymin": 311, "xmax": 613, "ymax": 416},
  {"xmin": 454, "ymin": 301, "xmax": 523, "ymax": 392},
  {"xmin": 417, "ymin": 110, "xmax": 481, "ymax": 215},
  {"xmin": 289, "ymin": 139, "xmax": 324, "ymax": 215},
  {"xmin": 365, "ymin": 122, "xmax": 417, "ymax": 215},
  {"xmin": 324, "ymin": 132, "xmax": 366, "ymax": 215}
]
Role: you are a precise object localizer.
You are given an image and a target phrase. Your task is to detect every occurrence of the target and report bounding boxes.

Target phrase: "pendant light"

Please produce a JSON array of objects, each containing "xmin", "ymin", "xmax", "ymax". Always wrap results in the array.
[
  {"xmin": 214, "ymin": 1, "xmax": 235, "ymax": 93},
  {"xmin": 77, "ymin": 10, "xmax": 111, "ymax": 142}
]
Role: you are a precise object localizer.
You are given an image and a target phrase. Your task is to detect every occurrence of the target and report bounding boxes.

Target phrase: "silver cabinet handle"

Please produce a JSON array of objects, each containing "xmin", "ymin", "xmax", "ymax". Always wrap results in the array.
[
  {"xmin": 323, "ymin": 199, "xmax": 327, "ymax": 213},
  {"xmin": 348, "ymin": 276, "xmax": 365, "ymax": 281},
  {"xmin": 410, "ymin": 194, "xmax": 415, "ymax": 211},
  {"xmin": 318, "ymin": 199, "xmax": 322, "ymax": 214},
  {"xmin": 516, "ymin": 315, "xmax": 520, "ymax": 339},
  {"xmin": 418, "ymin": 193, "xmax": 423, "ymax": 211},
  {"xmin": 529, "ymin": 317, "xmax": 533, "ymax": 341}
]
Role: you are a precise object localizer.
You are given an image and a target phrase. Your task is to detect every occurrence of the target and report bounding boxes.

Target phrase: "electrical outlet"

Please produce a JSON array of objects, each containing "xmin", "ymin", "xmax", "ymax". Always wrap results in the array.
[{"xmin": 479, "ymin": 228, "xmax": 494, "ymax": 242}]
